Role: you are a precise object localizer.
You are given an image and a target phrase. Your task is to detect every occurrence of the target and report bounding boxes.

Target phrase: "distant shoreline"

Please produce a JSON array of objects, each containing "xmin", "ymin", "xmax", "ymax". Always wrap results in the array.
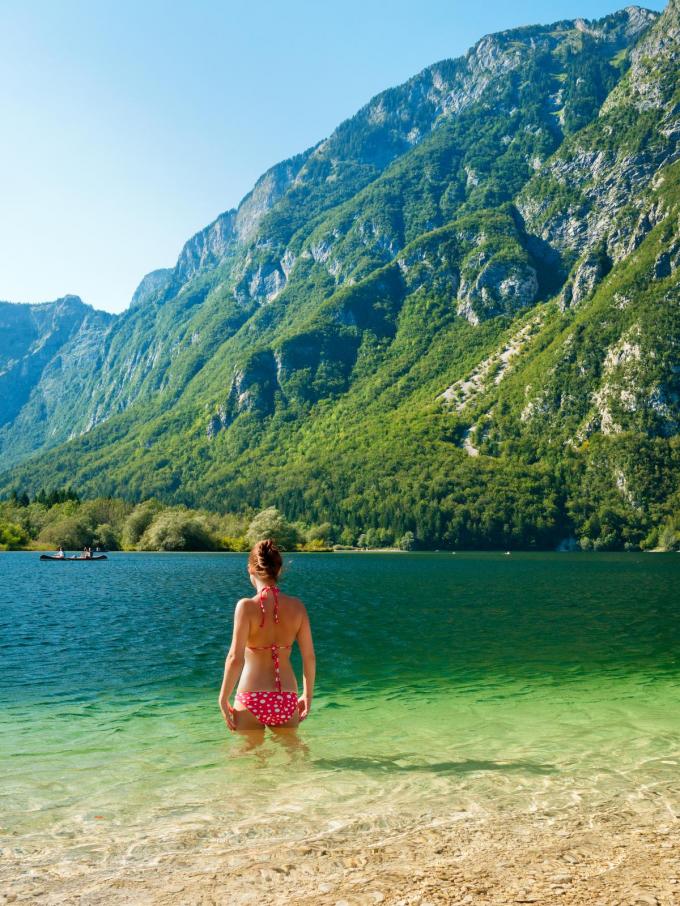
[{"xmin": 5, "ymin": 546, "xmax": 677, "ymax": 555}]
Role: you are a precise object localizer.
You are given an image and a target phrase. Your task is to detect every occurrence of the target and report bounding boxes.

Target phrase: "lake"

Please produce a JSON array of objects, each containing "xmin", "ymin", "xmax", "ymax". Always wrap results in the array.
[{"xmin": 1, "ymin": 551, "xmax": 679, "ymax": 895}]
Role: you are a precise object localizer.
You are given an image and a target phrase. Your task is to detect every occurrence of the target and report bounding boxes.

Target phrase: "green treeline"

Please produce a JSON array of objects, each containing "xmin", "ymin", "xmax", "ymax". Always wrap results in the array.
[
  {"xmin": 0, "ymin": 487, "xmax": 677, "ymax": 553},
  {"xmin": 0, "ymin": 493, "xmax": 418, "ymax": 553}
]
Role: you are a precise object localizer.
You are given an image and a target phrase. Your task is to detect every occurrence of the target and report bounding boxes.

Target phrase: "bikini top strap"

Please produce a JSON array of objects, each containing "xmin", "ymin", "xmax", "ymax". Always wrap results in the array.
[
  {"xmin": 258, "ymin": 587, "xmax": 267, "ymax": 627},
  {"xmin": 258, "ymin": 585, "xmax": 280, "ymax": 628}
]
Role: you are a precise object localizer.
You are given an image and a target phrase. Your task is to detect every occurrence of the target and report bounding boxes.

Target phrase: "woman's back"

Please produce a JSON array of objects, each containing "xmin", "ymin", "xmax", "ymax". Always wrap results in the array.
[
  {"xmin": 244, "ymin": 587, "xmax": 304, "ymax": 649},
  {"xmin": 238, "ymin": 586, "xmax": 302, "ymax": 694}
]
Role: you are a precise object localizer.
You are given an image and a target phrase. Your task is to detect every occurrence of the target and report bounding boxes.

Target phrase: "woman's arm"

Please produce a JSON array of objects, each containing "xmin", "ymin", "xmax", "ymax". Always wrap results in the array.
[
  {"xmin": 218, "ymin": 599, "xmax": 250, "ymax": 731},
  {"xmin": 296, "ymin": 606, "xmax": 316, "ymax": 721}
]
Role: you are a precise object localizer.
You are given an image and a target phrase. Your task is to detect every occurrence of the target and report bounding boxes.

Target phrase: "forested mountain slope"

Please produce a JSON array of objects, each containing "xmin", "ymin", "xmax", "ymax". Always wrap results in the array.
[
  {"xmin": 1, "ymin": 2, "xmax": 678, "ymax": 549},
  {"xmin": 0, "ymin": 297, "xmax": 114, "ymax": 465}
]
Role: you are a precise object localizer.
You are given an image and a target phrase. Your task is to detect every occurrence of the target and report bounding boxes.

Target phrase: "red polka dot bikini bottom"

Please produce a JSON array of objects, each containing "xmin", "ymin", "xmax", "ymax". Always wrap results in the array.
[{"xmin": 235, "ymin": 690, "xmax": 300, "ymax": 726}]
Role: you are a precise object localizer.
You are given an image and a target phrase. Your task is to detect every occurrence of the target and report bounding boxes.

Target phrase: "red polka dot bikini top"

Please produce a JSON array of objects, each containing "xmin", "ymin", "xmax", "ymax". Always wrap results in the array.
[{"xmin": 247, "ymin": 585, "xmax": 292, "ymax": 694}]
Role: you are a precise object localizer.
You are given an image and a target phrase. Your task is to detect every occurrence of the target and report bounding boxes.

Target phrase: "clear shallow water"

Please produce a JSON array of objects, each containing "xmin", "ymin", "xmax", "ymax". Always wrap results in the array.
[{"xmin": 1, "ymin": 551, "xmax": 679, "ymax": 870}]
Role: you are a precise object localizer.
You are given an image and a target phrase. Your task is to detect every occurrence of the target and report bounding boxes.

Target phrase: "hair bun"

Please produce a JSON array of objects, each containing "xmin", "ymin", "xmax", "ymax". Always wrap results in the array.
[{"xmin": 249, "ymin": 538, "xmax": 282, "ymax": 580}]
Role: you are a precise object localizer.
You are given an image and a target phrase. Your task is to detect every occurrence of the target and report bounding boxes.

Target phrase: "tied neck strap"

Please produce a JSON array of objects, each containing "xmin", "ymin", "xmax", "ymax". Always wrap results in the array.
[{"xmin": 258, "ymin": 585, "xmax": 280, "ymax": 628}]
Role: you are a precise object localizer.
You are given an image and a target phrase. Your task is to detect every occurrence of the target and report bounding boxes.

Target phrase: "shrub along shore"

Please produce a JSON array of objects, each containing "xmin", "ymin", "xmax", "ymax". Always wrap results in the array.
[{"xmin": 0, "ymin": 488, "xmax": 677, "ymax": 553}]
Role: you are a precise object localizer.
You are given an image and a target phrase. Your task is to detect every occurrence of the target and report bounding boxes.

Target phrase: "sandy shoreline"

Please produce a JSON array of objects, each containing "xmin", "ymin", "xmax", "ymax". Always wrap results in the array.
[{"xmin": 5, "ymin": 803, "xmax": 678, "ymax": 906}]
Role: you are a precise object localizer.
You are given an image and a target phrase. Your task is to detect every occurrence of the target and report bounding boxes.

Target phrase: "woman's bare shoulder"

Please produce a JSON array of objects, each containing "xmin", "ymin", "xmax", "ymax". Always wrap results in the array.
[
  {"xmin": 280, "ymin": 592, "xmax": 306, "ymax": 609},
  {"xmin": 234, "ymin": 595, "xmax": 257, "ymax": 613}
]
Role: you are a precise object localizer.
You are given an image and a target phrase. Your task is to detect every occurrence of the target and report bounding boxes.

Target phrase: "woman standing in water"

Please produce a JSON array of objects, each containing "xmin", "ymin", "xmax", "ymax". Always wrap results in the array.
[{"xmin": 219, "ymin": 539, "xmax": 316, "ymax": 734}]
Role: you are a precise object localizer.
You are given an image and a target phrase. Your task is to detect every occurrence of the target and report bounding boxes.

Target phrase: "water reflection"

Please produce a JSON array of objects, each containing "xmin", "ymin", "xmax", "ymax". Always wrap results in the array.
[{"xmin": 228, "ymin": 728, "xmax": 311, "ymax": 759}]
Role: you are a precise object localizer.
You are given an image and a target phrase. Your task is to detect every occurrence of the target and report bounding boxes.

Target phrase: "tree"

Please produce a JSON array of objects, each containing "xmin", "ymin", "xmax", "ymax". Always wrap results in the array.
[
  {"xmin": 246, "ymin": 507, "xmax": 299, "ymax": 550},
  {"xmin": 339, "ymin": 527, "xmax": 356, "ymax": 547},
  {"xmin": 658, "ymin": 519, "xmax": 679, "ymax": 551},
  {"xmin": 33, "ymin": 487, "xmax": 80, "ymax": 507},
  {"xmin": 80, "ymin": 498, "xmax": 131, "ymax": 528},
  {"xmin": 398, "ymin": 531, "xmax": 416, "ymax": 551},
  {"xmin": 0, "ymin": 521, "xmax": 29, "ymax": 549},
  {"xmin": 38, "ymin": 516, "xmax": 92, "ymax": 550},
  {"xmin": 307, "ymin": 522, "xmax": 334, "ymax": 544},
  {"xmin": 138, "ymin": 510, "xmax": 217, "ymax": 551},
  {"xmin": 121, "ymin": 500, "xmax": 163, "ymax": 550},
  {"xmin": 92, "ymin": 523, "xmax": 119, "ymax": 551}
]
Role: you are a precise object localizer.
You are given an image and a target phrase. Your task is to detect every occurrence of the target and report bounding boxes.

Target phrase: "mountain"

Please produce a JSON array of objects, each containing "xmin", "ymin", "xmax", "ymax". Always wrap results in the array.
[
  {"xmin": 1, "ymin": 2, "xmax": 678, "ymax": 549},
  {"xmin": 0, "ymin": 297, "xmax": 114, "ymax": 466}
]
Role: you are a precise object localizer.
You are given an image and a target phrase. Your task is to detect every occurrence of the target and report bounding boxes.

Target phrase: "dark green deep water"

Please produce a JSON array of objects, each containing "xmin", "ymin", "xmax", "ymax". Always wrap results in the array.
[{"xmin": 1, "ymin": 551, "xmax": 679, "ymax": 868}]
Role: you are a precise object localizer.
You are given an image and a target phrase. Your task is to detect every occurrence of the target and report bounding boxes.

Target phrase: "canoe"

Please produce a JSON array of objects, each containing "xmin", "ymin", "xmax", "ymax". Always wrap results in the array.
[{"xmin": 40, "ymin": 555, "xmax": 108, "ymax": 561}]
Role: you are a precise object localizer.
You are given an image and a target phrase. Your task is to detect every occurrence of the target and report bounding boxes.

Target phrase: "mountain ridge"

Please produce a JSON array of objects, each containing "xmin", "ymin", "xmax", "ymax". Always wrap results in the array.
[
  {"xmin": 0, "ymin": 296, "xmax": 115, "ymax": 464},
  {"xmin": 1, "ymin": 2, "xmax": 678, "ymax": 550}
]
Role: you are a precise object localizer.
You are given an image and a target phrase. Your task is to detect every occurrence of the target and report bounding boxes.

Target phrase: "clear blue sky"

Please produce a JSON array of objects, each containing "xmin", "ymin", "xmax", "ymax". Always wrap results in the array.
[{"xmin": 0, "ymin": 0, "xmax": 666, "ymax": 313}]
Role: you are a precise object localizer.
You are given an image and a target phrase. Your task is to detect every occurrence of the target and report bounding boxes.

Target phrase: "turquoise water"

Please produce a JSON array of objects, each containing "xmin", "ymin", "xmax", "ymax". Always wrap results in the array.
[{"xmin": 1, "ymin": 551, "xmax": 679, "ymax": 872}]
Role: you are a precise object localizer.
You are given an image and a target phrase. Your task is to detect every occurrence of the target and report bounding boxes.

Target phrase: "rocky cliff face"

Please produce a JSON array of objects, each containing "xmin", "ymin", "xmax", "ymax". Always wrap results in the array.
[
  {"xmin": 516, "ymin": 1, "xmax": 679, "ymax": 304},
  {"xmin": 2, "ymin": 4, "xmax": 678, "ymax": 550},
  {"xmin": 0, "ymin": 297, "xmax": 114, "ymax": 467},
  {"xmin": 231, "ymin": 7, "xmax": 657, "ymax": 310}
]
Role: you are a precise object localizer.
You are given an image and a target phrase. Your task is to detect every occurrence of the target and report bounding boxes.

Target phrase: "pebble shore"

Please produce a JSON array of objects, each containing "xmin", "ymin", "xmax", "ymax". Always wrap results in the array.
[{"xmin": 4, "ymin": 803, "xmax": 678, "ymax": 905}]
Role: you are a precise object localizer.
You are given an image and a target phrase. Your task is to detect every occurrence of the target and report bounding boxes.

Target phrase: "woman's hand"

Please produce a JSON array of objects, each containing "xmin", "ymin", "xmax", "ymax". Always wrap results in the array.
[
  {"xmin": 220, "ymin": 698, "xmax": 236, "ymax": 732},
  {"xmin": 298, "ymin": 695, "xmax": 311, "ymax": 722}
]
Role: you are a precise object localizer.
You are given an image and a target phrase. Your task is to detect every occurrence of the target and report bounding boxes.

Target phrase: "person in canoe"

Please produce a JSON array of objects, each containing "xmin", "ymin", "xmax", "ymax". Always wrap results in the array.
[
  {"xmin": 56, "ymin": 546, "xmax": 65, "ymax": 559},
  {"xmin": 219, "ymin": 539, "xmax": 316, "ymax": 736},
  {"xmin": 81, "ymin": 546, "xmax": 93, "ymax": 560}
]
